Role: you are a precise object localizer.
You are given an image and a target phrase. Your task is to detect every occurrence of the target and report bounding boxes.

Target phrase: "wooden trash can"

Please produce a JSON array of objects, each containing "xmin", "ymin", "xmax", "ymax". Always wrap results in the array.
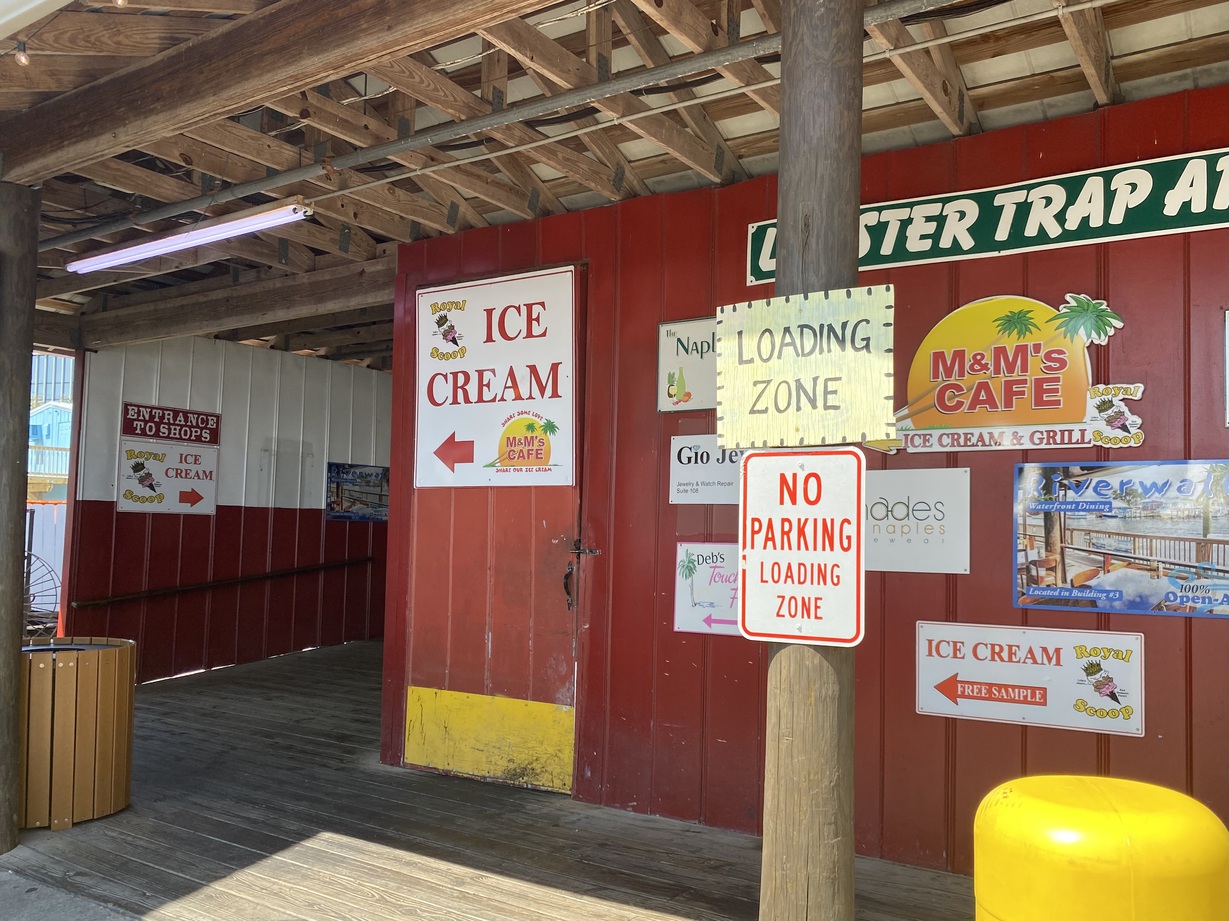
[{"xmin": 18, "ymin": 637, "xmax": 137, "ymax": 831}]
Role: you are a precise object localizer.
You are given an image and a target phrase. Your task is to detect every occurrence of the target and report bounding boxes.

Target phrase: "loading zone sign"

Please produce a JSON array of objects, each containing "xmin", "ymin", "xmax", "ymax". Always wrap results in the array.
[{"xmin": 738, "ymin": 448, "xmax": 864, "ymax": 646}]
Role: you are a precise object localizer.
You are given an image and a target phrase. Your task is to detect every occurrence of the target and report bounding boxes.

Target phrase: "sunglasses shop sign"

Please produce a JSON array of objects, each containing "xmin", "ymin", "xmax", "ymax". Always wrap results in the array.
[{"xmin": 669, "ymin": 435, "xmax": 969, "ymax": 574}]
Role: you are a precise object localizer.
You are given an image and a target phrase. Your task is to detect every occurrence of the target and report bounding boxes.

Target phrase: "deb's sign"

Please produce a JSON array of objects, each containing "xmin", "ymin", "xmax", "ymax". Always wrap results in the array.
[
  {"xmin": 716, "ymin": 286, "xmax": 895, "ymax": 450},
  {"xmin": 116, "ymin": 438, "xmax": 218, "ymax": 515},
  {"xmin": 738, "ymin": 448, "xmax": 864, "ymax": 646},
  {"xmin": 916, "ymin": 622, "xmax": 1144, "ymax": 736},
  {"xmin": 415, "ymin": 266, "xmax": 576, "ymax": 488},
  {"xmin": 896, "ymin": 293, "xmax": 1146, "ymax": 453},
  {"xmin": 122, "ymin": 401, "xmax": 220, "ymax": 445}
]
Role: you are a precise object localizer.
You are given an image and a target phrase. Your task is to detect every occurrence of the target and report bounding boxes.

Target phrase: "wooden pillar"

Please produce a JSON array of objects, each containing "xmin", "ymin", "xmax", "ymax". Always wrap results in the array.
[
  {"xmin": 760, "ymin": 1, "xmax": 863, "ymax": 919},
  {"xmin": 0, "ymin": 182, "xmax": 38, "ymax": 855}
]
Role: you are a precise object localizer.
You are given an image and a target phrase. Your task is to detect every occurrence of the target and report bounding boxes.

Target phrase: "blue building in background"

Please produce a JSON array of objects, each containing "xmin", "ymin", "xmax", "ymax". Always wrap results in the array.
[{"xmin": 28, "ymin": 353, "xmax": 74, "ymax": 501}]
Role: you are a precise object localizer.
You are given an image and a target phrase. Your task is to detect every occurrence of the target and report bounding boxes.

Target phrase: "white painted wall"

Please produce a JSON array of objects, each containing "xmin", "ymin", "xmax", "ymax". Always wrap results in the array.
[{"xmin": 78, "ymin": 338, "xmax": 392, "ymax": 508}]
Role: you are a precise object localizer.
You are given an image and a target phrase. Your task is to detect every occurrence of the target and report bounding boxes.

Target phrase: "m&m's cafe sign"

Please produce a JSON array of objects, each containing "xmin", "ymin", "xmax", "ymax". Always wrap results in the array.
[{"xmin": 895, "ymin": 294, "xmax": 1145, "ymax": 453}]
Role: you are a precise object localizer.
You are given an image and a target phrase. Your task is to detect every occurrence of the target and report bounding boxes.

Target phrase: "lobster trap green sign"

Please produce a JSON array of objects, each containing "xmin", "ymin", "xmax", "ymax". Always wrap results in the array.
[{"xmin": 747, "ymin": 148, "xmax": 1229, "ymax": 283}]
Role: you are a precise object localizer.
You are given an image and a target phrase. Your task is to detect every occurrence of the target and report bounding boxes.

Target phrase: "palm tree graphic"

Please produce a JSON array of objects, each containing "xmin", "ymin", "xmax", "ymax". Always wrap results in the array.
[
  {"xmin": 541, "ymin": 419, "xmax": 559, "ymax": 437},
  {"xmin": 524, "ymin": 421, "xmax": 538, "ymax": 434},
  {"xmin": 677, "ymin": 550, "xmax": 698, "ymax": 606},
  {"xmin": 1046, "ymin": 293, "xmax": 1123, "ymax": 345},
  {"xmin": 993, "ymin": 308, "xmax": 1041, "ymax": 340}
]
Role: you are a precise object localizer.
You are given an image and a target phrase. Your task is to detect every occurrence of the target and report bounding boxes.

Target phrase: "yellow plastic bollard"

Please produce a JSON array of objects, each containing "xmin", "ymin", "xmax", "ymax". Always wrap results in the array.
[{"xmin": 975, "ymin": 776, "xmax": 1228, "ymax": 921}]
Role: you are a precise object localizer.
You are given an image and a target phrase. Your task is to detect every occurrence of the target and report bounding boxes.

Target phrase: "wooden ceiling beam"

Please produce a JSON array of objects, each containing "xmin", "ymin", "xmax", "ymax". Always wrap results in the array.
[
  {"xmin": 627, "ymin": 0, "xmax": 780, "ymax": 115},
  {"xmin": 0, "ymin": 56, "xmax": 133, "ymax": 94},
  {"xmin": 117, "ymin": 0, "xmax": 270, "ymax": 13},
  {"xmin": 1053, "ymin": 0, "xmax": 1116, "ymax": 105},
  {"xmin": 140, "ymin": 134, "xmax": 382, "ymax": 255},
  {"xmin": 611, "ymin": 0, "xmax": 746, "ymax": 183},
  {"xmin": 0, "ymin": 0, "xmax": 559, "ymax": 185},
  {"xmin": 103, "ymin": 265, "xmax": 284, "ymax": 311},
  {"xmin": 1, "ymin": 12, "xmax": 219, "ymax": 57},
  {"xmin": 480, "ymin": 18, "xmax": 724, "ymax": 182},
  {"xmin": 216, "ymin": 304, "xmax": 393, "ymax": 341},
  {"xmin": 918, "ymin": 20, "xmax": 980, "ymax": 132},
  {"xmin": 865, "ymin": 18, "xmax": 972, "ymax": 136},
  {"xmin": 748, "ymin": 0, "xmax": 781, "ymax": 31},
  {"xmin": 184, "ymin": 119, "xmax": 452, "ymax": 234},
  {"xmin": 36, "ymin": 246, "xmax": 239, "ymax": 300},
  {"xmin": 34, "ymin": 310, "xmax": 81, "ymax": 352},
  {"xmin": 289, "ymin": 321, "xmax": 395, "ymax": 351},
  {"xmin": 80, "ymin": 257, "xmax": 396, "ymax": 348},
  {"xmin": 367, "ymin": 55, "xmax": 621, "ymax": 202},
  {"xmin": 266, "ymin": 89, "xmax": 533, "ymax": 220}
]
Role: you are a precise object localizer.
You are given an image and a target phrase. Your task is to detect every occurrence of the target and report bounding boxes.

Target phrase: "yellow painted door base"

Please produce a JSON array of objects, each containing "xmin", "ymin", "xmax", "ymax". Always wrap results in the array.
[{"xmin": 405, "ymin": 686, "xmax": 575, "ymax": 793}]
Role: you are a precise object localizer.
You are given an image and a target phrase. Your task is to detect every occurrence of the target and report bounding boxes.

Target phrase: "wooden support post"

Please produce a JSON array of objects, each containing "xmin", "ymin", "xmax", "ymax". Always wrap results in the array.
[
  {"xmin": 760, "ymin": 1, "xmax": 863, "ymax": 919},
  {"xmin": 0, "ymin": 182, "xmax": 38, "ymax": 855}
]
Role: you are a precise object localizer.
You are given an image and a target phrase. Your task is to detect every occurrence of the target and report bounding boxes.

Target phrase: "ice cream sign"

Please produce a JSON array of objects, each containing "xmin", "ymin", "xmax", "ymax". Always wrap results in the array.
[
  {"xmin": 896, "ymin": 293, "xmax": 1145, "ymax": 453},
  {"xmin": 414, "ymin": 266, "xmax": 576, "ymax": 488}
]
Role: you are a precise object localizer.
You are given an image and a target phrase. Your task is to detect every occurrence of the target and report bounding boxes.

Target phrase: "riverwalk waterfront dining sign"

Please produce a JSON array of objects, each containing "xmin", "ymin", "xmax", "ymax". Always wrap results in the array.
[
  {"xmin": 747, "ymin": 148, "xmax": 1229, "ymax": 282},
  {"xmin": 1014, "ymin": 461, "xmax": 1229, "ymax": 619},
  {"xmin": 895, "ymin": 293, "xmax": 1146, "ymax": 454}
]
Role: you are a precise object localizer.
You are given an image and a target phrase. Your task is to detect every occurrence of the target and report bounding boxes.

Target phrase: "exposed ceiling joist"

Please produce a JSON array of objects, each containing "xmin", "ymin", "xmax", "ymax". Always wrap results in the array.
[
  {"xmin": 1053, "ymin": 0, "xmax": 1117, "ymax": 105},
  {"xmin": 865, "ymin": 17, "xmax": 973, "ymax": 136},
  {"xmin": 0, "ymin": 0, "xmax": 560, "ymax": 184}
]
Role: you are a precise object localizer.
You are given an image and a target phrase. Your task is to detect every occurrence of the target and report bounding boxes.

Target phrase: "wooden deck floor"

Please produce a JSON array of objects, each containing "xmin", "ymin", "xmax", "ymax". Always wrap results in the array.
[{"xmin": 2, "ymin": 641, "xmax": 972, "ymax": 920}]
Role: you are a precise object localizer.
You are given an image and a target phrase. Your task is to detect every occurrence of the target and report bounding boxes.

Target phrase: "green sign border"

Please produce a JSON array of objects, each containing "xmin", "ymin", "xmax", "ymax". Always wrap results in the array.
[{"xmin": 748, "ymin": 147, "xmax": 1229, "ymax": 284}]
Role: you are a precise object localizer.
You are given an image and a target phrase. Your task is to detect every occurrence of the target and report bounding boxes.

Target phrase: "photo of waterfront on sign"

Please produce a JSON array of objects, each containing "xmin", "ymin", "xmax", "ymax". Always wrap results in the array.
[{"xmin": 1015, "ymin": 461, "xmax": 1229, "ymax": 618}]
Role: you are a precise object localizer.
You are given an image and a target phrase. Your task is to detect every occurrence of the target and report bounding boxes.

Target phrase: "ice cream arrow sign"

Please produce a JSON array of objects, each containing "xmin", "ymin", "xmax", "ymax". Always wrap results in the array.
[
  {"xmin": 179, "ymin": 488, "xmax": 203, "ymax": 507},
  {"xmin": 434, "ymin": 432, "xmax": 475, "ymax": 472},
  {"xmin": 935, "ymin": 673, "xmax": 1047, "ymax": 707},
  {"xmin": 702, "ymin": 613, "xmax": 737, "ymax": 629}
]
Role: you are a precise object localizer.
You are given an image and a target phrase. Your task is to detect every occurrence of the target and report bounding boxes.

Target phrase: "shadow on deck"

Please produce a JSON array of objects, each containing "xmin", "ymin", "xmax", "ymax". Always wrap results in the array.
[{"xmin": 2, "ymin": 641, "xmax": 972, "ymax": 920}]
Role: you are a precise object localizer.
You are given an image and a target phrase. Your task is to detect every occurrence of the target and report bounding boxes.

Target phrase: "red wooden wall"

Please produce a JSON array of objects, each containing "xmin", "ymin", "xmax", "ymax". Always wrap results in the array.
[
  {"xmin": 66, "ymin": 503, "xmax": 385, "ymax": 684},
  {"xmin": 384, "ymin": 86, "xmax": 1229, "ymax": 874}
]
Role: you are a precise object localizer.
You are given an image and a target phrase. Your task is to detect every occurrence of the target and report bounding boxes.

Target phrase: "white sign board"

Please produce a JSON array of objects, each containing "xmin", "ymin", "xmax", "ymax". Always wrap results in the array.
[
  {"xmin": 916, "ymin": 622, "xmax": 1144, "ymax": 736},
  {"xmin": 415, "ymin": 266, "xmax": 575, "ymax": 488},
  {"xmin": 738, "ymin": 448, "xmax": 864, "ymax": 646},
  {"xmin": 659, "ymin": 318, "xmax": 717, "ymax": 412},
  {"xmin": 117, "ymin": 438, "xmax": 218, "ymax": 515},
  {"xmin": 671, "ymin": 443, "xmax": 970, "ymax": 575},
  {"xmin": 668, "ymin": 435, "xmax": 745, "ymax": 504},
  {"xmin": 865, "ymin": 468, "xmax": 970, "ymax": 574},
  {"xmin": 674, "ymin": 543, "xmax": 740, "ymax": 636},
  {"xmin": 716, "ymin": 286, "xmax": 895, "ymax": 449}
]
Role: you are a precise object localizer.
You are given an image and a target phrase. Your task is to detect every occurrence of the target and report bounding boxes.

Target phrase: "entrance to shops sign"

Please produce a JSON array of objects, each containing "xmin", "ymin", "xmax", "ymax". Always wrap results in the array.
[{"xmin": 748, "ymin": 148, "xmax": 1229, "ymax": 283}]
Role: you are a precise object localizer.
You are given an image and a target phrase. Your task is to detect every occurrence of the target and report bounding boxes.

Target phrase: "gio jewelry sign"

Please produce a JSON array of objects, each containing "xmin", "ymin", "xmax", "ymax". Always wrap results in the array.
[{"xmin": 748, "ymin": 148, "xmax": 1229, "ymax": 283}]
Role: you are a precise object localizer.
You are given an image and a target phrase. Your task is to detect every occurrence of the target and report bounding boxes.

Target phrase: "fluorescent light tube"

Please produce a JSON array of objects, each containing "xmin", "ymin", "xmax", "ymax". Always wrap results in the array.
[{"xmin": 65, "ymin": 198, "xmax": 313, "ymax": 274}]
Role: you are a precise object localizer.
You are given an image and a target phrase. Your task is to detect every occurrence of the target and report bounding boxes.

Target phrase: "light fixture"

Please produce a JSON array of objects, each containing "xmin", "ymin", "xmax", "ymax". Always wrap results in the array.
[
  {"xmin": 14, "ymin": 41, "xmax": 29, "ymax": 66},
  {"xmin": 113, "ymin": 0, "xmax": 127, "ymax": 6},
  {"xmin": 65, "ymin": 197, "xmax": 313, "ymax": 274}
]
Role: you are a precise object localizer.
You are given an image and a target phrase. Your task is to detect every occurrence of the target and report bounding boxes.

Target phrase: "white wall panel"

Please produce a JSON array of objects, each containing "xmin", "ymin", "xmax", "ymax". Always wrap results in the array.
[
  {"xmin": 218, "ymin": 345, "xmax": 253, "ymax": 507},
  {"xmin": 272, "ymin": 352, "xmax": 305, "ymax": 509},
  {"xmin": 78, "ymin": 337, "xmax": 391, "ymax": 509}
]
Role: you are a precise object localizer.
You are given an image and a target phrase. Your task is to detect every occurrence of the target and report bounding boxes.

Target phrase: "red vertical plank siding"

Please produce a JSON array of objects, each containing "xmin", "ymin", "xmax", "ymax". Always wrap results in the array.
[
  {"xmin": 343, "ymin": 523, "xmax": 372, "ymax": 643},
  {"xmin": 265, "ymin": 507, "xmax": 298, "ymax": 657},
  {"xmin": 648, "ymin": 189, "xmax": 712, "ymax": 821},
  {"xmin": 567, "ymin": 206, "xmax": 616, "ymax": 802},
  {"xmin": 369, "ymin": 523, "xmax": 387, "ymax": 641},
  {"xmin": 207, "ymin": 504, "xmax": 242, "ymax": 668},
  {"xmin": 172, "ymin": 513, "xmax": 213, "ymax": 677},
  {"xmin": 489, "ymin": 488, "xmax": 534, "ymax": 700},
  {"xmin": 601, "ymin": 194, "xmax": 664, "ymax": 812},
  {"xmin": 448, "ymin": 488, "xmax": 493, "ymax": 695},
  {"xmin": 376, "ymin": 89, "xmax": 1229, "ymax": 872},
  {"xmin": 528, "ymin": 486, "xmax": 578, "ymax": 706},
  {"xmin": 702, "ymin": 175, "xmax": 772, "ymax": 833},
  {"xmin": 67, "ymin": 501, "xmax": 115, "ymax": 637},
  {"xmin": 320, "ymin": 519, "xmax": 349, "ymax": 648},
  {"xmin": 235, "ymin": 506, "xmax": 270, "ymax": 664}
]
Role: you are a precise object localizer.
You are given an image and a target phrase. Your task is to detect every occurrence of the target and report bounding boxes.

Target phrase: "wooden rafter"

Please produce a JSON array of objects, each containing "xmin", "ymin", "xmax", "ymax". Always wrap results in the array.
[
  {"xmin": 265, "ymin": 88, "xmax": 535, "ymax": 221},
  {"xmin": 628, "ymin": 0, "xmax": 781, "ymax": 115},
  {"xmin": 1053, "ymin": 0, "xmax": 1116, "ymax": 105},
  {"xmin": 80, "ymin": 257, "xmax": 396, "ymax": 348},
  {"xmin": 918, "ymin": 20, "xmax": 980, "ymax": 132},
  {"xmin": 0, "ymin": 0, "xmax": 560, "ymax": 184},
  {"xmin": 1, "ymin": 12, "xmax": 219, "ymax": 57},
  {"xmin": 479, "ymin": 17, "xmax": 724, "ymax": 182},
  {"xmin": 216, "ymin": 304, "xmax": 393, "ymax": 342},
  {"xmin": 368, "ymin": 53, "xmax": 623, "ymax": 201},
  {"xmin": 610, "ymin": 0, "xmax": 747, "ymax": 183},
  {"xmin": 864, "ymin": 16, "xmax": 973, "ymax": 136}
]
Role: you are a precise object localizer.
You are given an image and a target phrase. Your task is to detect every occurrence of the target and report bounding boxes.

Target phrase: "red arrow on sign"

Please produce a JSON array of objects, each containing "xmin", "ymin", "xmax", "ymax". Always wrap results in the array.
[
  {"xmin": 935, "ymin": 673, "xmax": 1047, "ymax": 707},
  {"xmin": 434, "ymin": 432, "xmax": 475, "ymax": 472},
  {"xmin": 179, "ymin": 488, "xmax": 204, "ymax": 507}
]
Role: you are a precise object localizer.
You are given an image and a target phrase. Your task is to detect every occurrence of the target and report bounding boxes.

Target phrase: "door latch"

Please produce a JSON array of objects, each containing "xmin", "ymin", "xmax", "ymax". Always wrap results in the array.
[{"xmin": 570, "ymin": 538, "xmax": 601, "ymax": 556}]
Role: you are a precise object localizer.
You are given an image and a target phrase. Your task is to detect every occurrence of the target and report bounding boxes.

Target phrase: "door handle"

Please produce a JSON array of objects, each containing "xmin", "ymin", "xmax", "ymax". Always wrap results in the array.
[{"xmin": 563, "ymin": 560, "xmax": 575, "ymax": 611}]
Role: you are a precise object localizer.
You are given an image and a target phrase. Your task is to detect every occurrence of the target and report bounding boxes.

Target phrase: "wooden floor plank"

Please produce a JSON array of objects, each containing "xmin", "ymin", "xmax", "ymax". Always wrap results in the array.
[{"xmin": 1, "ymin": 641, "xmax": 972, "ymax": 921}]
